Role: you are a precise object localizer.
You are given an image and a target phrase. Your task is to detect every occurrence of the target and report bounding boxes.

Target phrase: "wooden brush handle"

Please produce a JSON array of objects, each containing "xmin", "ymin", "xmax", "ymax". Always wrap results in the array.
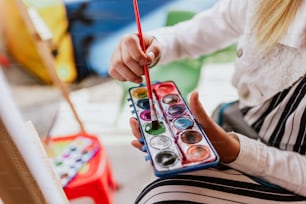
[{"xmin": 14, "ymin": 0, "xmax": 86, "ymax": 134}]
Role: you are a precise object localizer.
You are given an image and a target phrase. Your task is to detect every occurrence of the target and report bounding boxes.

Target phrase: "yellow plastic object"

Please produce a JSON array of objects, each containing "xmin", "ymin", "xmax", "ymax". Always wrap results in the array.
[{"xmin": 0, "ymin": 0, "xmax": 77, "ymax": 84}]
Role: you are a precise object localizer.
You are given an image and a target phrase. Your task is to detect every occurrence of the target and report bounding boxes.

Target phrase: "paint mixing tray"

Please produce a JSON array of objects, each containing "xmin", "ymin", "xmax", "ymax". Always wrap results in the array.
[{"xmin": 128, "ymin": 81, "xmax": 219, "ymax": 177}]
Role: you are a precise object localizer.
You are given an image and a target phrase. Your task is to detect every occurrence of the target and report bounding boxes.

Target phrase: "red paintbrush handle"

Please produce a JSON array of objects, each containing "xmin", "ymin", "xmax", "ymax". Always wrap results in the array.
[{"xmin": 132, "ymin": 0, "xmax": 153, "ymax": 100}]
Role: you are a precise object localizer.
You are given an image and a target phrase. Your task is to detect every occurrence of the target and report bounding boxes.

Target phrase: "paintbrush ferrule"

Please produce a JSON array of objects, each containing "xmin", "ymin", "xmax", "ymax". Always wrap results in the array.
[{"xmin": 149, "ymin": 99, "xmax": 158, "ymax": 121}]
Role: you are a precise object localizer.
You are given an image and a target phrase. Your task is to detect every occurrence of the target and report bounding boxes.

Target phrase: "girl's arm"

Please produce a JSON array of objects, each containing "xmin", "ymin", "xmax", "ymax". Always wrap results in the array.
[
  {"xmin": 149, "ymin": 0, "xmax": 248, "ymax": 64},
  {"xmin": 227, "ymin": 134, "xmax": 306, "ymax": 196}
]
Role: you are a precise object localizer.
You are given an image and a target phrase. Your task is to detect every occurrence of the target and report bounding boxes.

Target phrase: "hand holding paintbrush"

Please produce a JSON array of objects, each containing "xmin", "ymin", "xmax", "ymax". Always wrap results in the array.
[{"xmin": 132, "ymin": 0, "xmax": 159, "ymax": 130}]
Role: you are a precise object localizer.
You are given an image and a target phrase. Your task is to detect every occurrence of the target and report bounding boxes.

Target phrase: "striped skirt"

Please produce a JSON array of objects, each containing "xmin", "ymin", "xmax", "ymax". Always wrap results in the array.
[
  {"xmin": 135, "ymin": 166, "xmax": 306, "ymax": 204},
  {"xmin": 135, "ymin": 77, "xmax": 306, "ymax": 204}
]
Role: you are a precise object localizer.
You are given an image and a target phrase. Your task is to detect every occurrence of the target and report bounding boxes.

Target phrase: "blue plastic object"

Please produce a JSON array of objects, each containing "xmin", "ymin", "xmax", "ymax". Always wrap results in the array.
[
  {"xmin": 81, "ymin": 0, "xmax": 218, "ymax": 77},
  {"xmin": 63, "ymin": 0, "xmax": 174, "ymax": 79}
]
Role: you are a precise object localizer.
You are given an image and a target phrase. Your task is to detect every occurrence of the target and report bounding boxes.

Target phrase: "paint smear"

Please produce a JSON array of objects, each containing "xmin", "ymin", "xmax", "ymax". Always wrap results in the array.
[
  {"xmin": 145, "ymin": 121, "xmax": 166, "ymax": 135},
  {"xmin": 150, "ymin": 135, "xmax": 172, "ymax": 150},
  {"xmin": 167, "ymin": 104, "xmax": 186, "ymax": 118},
  {"xmin": 180, "ymin": 130, "xmax": 202, "ymax": 144},
  {"xmin": 187, "ymin": 145, "xmax": 210, "ymax": 162},
  {"xmin": 155, "ymin": 82, "xmax": 176, "ymax": 97},
  {"xmin": 155, "ymin": 151, "xmax": 178, "ymax": 168},
  {"xmin": 162, "ymin": 94, "xmax": 180, "ymax": 104},
  {"xmin": 132, "ymin": 87, "xmax": 148, "ymax": 99},
  {"xmin": 173, "ymin": 117, "xmax": 194, "ymax": 130},
  {"xmin": 137, "ymin": 98, "xmax": 150, "ymax": 109},
  {"xmin": 140, "ymin": 110, "xmax": 151, "ymax": 121}
]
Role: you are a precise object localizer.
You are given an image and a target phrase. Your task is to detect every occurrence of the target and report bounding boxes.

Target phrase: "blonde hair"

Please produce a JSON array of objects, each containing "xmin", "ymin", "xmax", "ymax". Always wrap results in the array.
[{"xmin": 254, "ymin": 0, "xmax": 302, "ymax": 50}]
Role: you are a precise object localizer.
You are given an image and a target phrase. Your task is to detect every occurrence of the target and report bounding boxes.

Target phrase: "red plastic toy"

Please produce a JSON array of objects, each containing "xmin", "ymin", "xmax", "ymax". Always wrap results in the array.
[{"xmin": 51, "ymin": 133, "xmax": 117, "ymax": 204}]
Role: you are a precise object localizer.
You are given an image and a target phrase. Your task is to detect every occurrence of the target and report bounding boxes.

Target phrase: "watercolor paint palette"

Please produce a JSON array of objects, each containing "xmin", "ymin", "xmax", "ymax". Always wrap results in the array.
[
  {"xmin": 52, "ymin": 136, "xmax": 100, "ymax": 187},
  {"xmin": 128, "ymin": 81, "xmax": 219, "ymax": 177}
]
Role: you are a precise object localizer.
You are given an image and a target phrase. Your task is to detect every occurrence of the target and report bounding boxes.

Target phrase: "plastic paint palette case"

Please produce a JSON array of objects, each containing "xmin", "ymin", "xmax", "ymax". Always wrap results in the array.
[
  {"xmin": 52, "ymin": 136, "xmax": 100, "ymax": 187},
  {"xmin": 128, "ymin": 81, "xmax": 219, "ymax": 177}
]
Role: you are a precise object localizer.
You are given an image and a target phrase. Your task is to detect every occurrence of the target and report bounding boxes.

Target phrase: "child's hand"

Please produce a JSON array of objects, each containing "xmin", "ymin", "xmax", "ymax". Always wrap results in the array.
[
  {"xmin": 189, "ymin": 91, "xmax": 240, "ymax": 163},
  {"xmin": 129, "ymin": 117, "xmax": 144, "ymax": 151},
  {"xmin": 129, "ymin": 91, "xmax": 241, "ymax": 163},
  {"xmin": 109, "ymin": 33, "xmax": 161, "ymax": 84}
]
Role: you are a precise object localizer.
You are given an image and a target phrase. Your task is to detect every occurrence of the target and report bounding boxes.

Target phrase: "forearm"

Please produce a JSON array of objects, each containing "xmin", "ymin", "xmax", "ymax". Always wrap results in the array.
[
  {"xmin": 148, "ymin": 0, "xmax": 244, "ymax": 64},
  {"xmin": 227, "ymin": 133, "xmax": 306, "ymax": 196}
]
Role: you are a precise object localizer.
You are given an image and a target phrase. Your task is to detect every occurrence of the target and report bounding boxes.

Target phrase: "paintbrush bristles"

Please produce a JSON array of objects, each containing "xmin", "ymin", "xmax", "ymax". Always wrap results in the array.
[
  {"xmin": 151, "ymin": 120, "xmax": 159, "ymax": 130},
  {"xmin": 149, "ymin": 99, "xmax": 159, "ymax": 130}
]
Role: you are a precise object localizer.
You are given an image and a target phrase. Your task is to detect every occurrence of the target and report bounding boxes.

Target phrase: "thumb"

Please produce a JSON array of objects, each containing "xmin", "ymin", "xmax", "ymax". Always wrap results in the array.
[
  {"xmin": 189, "ymin": 91, "xmax": 212, "ymax": 129},
  {"xmin": 190, "ymin": 91, "xmax": 241, "ymax": 164},
  {"xmin": 190, "ymin": 91, "xmax": 228, "ymax": 136}
]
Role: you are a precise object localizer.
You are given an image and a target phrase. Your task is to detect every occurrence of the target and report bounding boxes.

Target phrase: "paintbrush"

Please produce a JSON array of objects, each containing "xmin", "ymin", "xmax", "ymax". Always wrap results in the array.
[{"xmin": 132, "ymin": 0, "xmax": 159, "ymax": 130}]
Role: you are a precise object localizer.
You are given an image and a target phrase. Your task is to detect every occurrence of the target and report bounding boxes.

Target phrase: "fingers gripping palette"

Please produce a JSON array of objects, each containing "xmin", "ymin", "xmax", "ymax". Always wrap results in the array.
[{"xmin": 128, "ymin": 81, "xmax": 219, "ymax": 177}]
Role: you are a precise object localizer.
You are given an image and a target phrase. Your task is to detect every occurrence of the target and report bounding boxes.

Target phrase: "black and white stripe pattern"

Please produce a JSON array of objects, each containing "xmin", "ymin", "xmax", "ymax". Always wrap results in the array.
[
  {"xmin": 135, "ymin": 167, "xmax": 306, "ymax": 204},
  {"xmin": 241, "ymin": 77, "xmax": 306, "ymax": 154}
]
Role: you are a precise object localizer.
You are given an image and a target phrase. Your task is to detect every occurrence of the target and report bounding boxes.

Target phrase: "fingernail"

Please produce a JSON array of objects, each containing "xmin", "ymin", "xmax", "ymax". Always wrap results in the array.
[{"xmin": 147, "ymin": 51, "xmax": 155, "ymax": 60}]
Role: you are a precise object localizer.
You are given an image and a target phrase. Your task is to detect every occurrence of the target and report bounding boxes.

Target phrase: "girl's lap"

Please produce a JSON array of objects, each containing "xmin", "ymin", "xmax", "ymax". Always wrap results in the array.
[{"xmin": 135, "ymin": 166, "xmax": 306, "ymax": 204}]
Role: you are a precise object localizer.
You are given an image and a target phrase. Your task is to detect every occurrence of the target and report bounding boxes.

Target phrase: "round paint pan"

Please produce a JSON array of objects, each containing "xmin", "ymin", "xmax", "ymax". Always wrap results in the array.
[
  {"xmin": 180, "ymin": 130, "xmax": 202, "ymax": 144},
  {"xmin": 162, "ymin": 93, "xmax": 180, "ymax": 104},
  {"xmin": 131, "ymin": 87, "xmax": 148, "ymax": 99},
  {"xmin": 145, "ymin": 121, "xmax": 166, "ymax": 135},
  {"xmin": 137, "ymin": 98, "xmax": 150, "ymax": 110},
  {"xmin": 155, "ymin": 82, "xmax": 176, "ymax": 97},
  {"xmin": 155, "ymin": 151, "xmax": 178, "ymax": 168},
  {"xmin": 167, "ymin": 103, "xmax": 187, "ymax": 118},
  {"xmin": 150, "ymin": 135, "xmax": 172, "ymax": 150},
  {"xmin": 186, "ymin": 145, "xmax": 210, "ymax": 162},
  {"xmin": 140, "ymin": 110, "xmax": 151, "ymax": 121},
  {"xmin": 173, "ymin": 117, "xmax": 194, "ymax": 130}
]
